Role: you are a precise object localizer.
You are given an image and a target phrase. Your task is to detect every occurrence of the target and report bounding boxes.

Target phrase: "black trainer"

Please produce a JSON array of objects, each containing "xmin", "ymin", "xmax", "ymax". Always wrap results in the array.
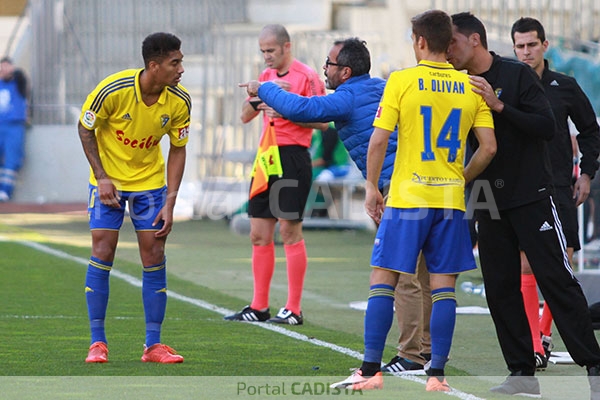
[
  {"xmin": 535, "ymin": 352, "xmax": 548, "ymax": 371},
  {"xmin": 268, "ymin": 308, "xmax": 303, "ymax": 325},
  {"xmin": 490, "ymin": 372, "xmax": 541, "ymax": 398},
  {"xmin": 381, "ymin": 355, "xmax": 425, "ymax": 375},
  {"xmin": 224, "ymin": 305, "xmax": 270, "ymax": 322},
  {"xmin": 541, "ymin": 334, "xmax": 553, "ymax": 359}
]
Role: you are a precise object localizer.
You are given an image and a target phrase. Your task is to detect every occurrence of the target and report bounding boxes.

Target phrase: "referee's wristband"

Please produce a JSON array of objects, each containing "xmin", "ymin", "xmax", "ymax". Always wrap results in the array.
[{"xmin": 249, "ymin": 99, "xmax": 263, "ymax": 111}]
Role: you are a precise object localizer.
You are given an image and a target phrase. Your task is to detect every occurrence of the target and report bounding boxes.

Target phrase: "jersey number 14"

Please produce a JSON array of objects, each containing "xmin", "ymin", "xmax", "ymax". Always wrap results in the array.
[{"xmin": 420, "ymin": 106, "xmax": 462, "ymax": 163}]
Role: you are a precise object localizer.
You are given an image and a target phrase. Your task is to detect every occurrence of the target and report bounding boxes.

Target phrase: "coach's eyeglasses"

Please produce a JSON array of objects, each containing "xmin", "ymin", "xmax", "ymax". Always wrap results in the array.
[{"xmin": 325, "ymin": 57, "xmax": 346, "ymax": 67}]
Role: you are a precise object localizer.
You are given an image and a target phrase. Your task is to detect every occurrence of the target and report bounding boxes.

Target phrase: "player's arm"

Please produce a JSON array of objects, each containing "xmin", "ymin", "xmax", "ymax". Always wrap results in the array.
[
  {"xmin": 464, "ymin": 126, "xmax": 497, "ymax": 183},
  {"xmin": 77, "ymin": 121, "xmax": 120, "ymax": 207},
  {"xmin": 365, "ymin": 127, "xmax": 391, "ymax": 224},
  {"xmin": 154, "ymin": 143, "xmax": 186, "ymax": 238}
]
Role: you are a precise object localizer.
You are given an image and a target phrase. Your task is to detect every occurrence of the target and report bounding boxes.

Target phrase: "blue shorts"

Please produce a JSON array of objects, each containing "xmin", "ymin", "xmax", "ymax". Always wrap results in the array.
[
  {"xmin": 371, "ymin": 208, "xmax": 477, "ymax": 275},
  {"xmin": 87, "ymin": 184, "xmax": 166, "ymax": 231}
]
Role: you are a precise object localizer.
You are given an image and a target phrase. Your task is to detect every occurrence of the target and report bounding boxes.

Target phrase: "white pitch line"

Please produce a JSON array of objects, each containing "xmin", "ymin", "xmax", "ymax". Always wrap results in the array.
[{"xmin": 16, "ymin": 239, "xmax": 483, "ymax": 400}]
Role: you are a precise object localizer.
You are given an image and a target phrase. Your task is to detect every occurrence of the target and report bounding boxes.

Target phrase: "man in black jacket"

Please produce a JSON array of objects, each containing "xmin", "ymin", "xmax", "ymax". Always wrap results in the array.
[
  {"xmin": 448, "ymin": 12, "xmax": 600, "ymax": 398},
  {"xmin": 511, "ymin": 16, "xmax": 600, "ymax": 371}
]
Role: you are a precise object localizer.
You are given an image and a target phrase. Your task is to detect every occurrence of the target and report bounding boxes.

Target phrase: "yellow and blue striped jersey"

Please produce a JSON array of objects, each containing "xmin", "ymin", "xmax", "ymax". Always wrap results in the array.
[
  {"xmin": 374, "ymin": 60, "xmax": 493, "ymax": 211},
  {"xmin": 79, "ymin": 68, "xmax": 191, "ymax": 191}
]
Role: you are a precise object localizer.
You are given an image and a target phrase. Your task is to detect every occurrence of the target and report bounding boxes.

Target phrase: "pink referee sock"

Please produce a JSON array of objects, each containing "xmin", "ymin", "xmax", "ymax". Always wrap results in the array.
[
  {"xmin": 250, "ymin": 242, "xmax": 275, "ymax": 311},
  {"xmin": 521, "ymin": 273, "xmax": 545, "ymax": 354},
  {"xmin": 284, "ymin": 240, "xmax": 307, "ymax": 315},
  {"xmin": 539, "ymin": 302, "xmax": 553, "ymax": 337}
]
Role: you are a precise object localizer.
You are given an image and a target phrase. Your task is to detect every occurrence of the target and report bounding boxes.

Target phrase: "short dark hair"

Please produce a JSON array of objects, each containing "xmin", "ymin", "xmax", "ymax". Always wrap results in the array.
[
  {"xmin": 141, "ymin": 32, "xmax": 181, "ymax": 67},
  {"xmin": 511, "ymin": 17, "xmax": 546, "ymax": 44},
  {"xmin": 411, "ymin": 9, "xmax": 452, "ymax": 54},
  {"xmin": 451, "ymin": 12, "xmax": 488, "ymax": 50},
  {"xmin": 0, "ymin": 56, "xmax": 12, "ymax": 64},
  {"xmin": 335, "ymin": 37, "xmax": 371, "ymax": 77}
]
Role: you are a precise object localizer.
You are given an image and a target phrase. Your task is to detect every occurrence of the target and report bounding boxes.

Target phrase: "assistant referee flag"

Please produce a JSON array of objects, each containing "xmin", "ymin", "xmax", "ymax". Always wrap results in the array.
[{"xmin": 250, "ymin": 120, "xmax": 282, "ymax": 199}]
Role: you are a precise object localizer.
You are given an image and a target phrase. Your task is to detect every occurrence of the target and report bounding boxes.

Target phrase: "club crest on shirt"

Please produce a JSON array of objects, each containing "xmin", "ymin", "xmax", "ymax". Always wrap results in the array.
[
  {"xmin": 161, "ymin": 114, "xmax": 170, "ymax": 128},
  {"xmin": 82, "ymin": 110, "xmax": 96, "ymax": 129},
  {"xmin": 494, "ymin": 88, "xmax": 503, "ymax": 98}
]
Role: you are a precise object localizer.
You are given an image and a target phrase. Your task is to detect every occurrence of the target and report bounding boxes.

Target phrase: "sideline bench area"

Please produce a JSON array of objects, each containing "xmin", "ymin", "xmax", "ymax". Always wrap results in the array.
[
  {"xmin": 229, "ymin": 175, "xmax": 375, "ymax": 234},
  {"xmin": 303, "ymin": 175, "xmax": 374, "ymax": 230}
]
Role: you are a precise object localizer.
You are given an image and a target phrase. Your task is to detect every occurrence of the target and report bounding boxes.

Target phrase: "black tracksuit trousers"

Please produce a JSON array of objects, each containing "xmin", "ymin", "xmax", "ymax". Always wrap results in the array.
[{"xmin": 477, "ymin": 196, "xmax": 600, "ymax": 374}]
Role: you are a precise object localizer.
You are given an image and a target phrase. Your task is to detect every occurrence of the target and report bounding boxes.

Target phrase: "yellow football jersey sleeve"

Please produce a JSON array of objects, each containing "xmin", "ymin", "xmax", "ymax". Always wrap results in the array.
[
  {"xmin": 80, "ymin": 68, "xmax": 191, "ymax": 191},
  {"xmin": 374, "ymin": 60, "xmax": 493, "ymax": 211}
]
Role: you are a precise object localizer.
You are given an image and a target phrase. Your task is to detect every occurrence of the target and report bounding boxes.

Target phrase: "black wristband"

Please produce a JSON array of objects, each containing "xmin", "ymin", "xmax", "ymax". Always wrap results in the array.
[{"xmin": 249, "ymin": 99, "xmax": 263, "ymax": 111}]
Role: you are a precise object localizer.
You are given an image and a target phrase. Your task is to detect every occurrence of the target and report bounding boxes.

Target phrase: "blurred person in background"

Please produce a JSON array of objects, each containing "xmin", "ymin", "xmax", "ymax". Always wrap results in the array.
[
  {"xmin": 306, "ymin": 123, "xmax": 351, "ymax": 218},
  {"xmin": 0, "ymin": 57, "xmax": 29, "ymax": 201}
]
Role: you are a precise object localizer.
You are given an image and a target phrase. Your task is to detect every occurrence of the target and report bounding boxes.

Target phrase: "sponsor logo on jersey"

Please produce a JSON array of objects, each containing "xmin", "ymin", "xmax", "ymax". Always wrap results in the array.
[
  {"xmin": 115, "ymin": 130, "xmax": 160, "ymax": 150},
  {"xmin": 411, "ymin": 172, "xmax": 462, "ymax": 187},
  {"xmin": 550, "ymin": 80, "xmax": 559, "ymax": 86},
  {"xmin": 82, "ymin": 110, "xmax": 96, "ymax": 129},
  {"xmin": 539, "ymin": 221, "xmax": 553, "ymax": 232},
  {"xmin": 375, "ymin": 106, "xmax": 382, "ymax": 119},
  {"xmin": 161, "ymin": 114, "xmax": 170, "ymax": 128},
  {"xmin": 121, "ymin": 113, "xmax": 132, "ymax": 120},
  {"xmin": 178, "ymin": 125, "xmax": 189, "ymax": 140}
]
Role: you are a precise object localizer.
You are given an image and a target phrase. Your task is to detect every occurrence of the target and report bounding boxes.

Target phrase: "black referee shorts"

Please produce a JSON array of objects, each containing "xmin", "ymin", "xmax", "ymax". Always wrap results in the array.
[{"xmin": 248, "ymin": 145, "xmax": 312, "ymax": 221}]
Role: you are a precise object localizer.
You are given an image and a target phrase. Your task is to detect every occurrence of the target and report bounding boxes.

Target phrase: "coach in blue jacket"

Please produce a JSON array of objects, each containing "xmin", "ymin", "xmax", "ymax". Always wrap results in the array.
[
  {"xmin": 243, "ymin": 37, "xmax": 395, "ymax": 192},
  {"xmin": 241, "ymin": 37, "xmax": 434, "ymax": 374}
]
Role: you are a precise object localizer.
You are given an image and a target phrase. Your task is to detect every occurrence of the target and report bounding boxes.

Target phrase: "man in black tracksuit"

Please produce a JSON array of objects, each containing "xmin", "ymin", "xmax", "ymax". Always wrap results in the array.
[
  {"xmin": 540, "ymin": 62, "xmax": 600, "ymax": 196},
  {"xmin": 448, "ymin": 12, "xmax": 600, "ymax": 398},
  {"xmin": 511, "ymin": 16, "xmax": 600, "ymax": 370}
]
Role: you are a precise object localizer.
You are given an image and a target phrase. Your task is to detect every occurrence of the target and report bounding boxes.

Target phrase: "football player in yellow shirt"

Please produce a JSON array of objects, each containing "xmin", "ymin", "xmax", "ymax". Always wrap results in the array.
[
  {"xmin": 332, "ymin": 10, "xmax": 496, "ymax": 392},
  {"xmin": 78, "ymin": 32, "xmax": 191, "ymax": 364}
]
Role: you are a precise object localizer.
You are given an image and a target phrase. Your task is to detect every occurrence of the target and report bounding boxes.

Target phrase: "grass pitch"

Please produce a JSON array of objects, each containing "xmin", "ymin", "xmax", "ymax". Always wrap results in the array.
[{"xmin": 0, "ymin": 212, "xmax": 598, "ymax": 399}]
